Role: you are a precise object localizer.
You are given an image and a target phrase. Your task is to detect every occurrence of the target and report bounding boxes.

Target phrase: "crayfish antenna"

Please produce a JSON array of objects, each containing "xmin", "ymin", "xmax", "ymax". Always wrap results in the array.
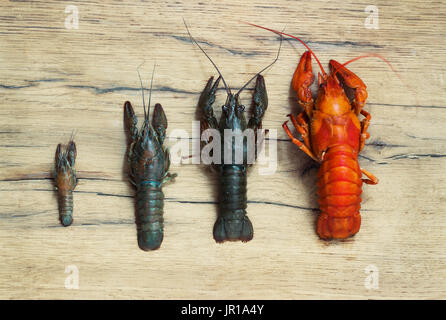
[
  {"xmin": 147, "ymin": 61, "xmax": 156, "ymax": 123},
  {"xmin": 183, "ymin": 18, "xmax": 232, "ymax": 96},
  {"xmin": 65, "ymin": 129, "xmax": 77, "ymax": 158},
  {"xmin": 68, "ymin": 129, "xmax": 76, "ymax": 144},
  {"xmin": 236, "ymin": 30, "xmax": 283, "ymax": 96},
  {"xmin": 137, "ymin": 61, "xmax": 157, "ymax": 126},
  {"xmin": 243, "ymin": 21, "xmax": 327, "ymax": 77},
  {"xmin": 137, "ymin": 61, "xmax": 147, "ymax": 121}
]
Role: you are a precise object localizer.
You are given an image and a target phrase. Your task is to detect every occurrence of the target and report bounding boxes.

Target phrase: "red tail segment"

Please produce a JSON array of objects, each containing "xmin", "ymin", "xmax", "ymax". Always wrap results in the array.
[{"xmin": 316, "ymin": 145, "xmax": 363, "ymax": 239}]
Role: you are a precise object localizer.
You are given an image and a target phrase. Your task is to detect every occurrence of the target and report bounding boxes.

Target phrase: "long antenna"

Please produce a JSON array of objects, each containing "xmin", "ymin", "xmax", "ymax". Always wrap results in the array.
[
  {"xmin": 137, "ymin": 61, "xmax": 147, "ymax": 119},
  {"xmin": 183, "ymin": 18, "xmax": 232, "ymax": 96},
  {"xmin": 333, "ymin": 53, "xmax": 398, "ymax": 79},
  {"xmin": 147, "ymin": 62, "xmax": 156, "ymax": 121},
  {"xmin": 236, "ymin": 32, "xmax": 283, "ymax": 96},
  {"xmin": 243, "ymin": 22, "xmax": 327, "ymax": 76},
  {"xmin": 69, "ymin": 129, "xmax": 76, "ymax": 142}
]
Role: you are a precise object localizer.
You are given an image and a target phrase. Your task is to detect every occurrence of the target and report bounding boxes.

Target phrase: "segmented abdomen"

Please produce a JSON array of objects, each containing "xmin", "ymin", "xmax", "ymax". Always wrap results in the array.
[
  {"xmin": 316, "ymin": 145, "xmax": 363, "ymax": 239},
  {"xmin": 58, "ymin": 191, "xmax": 73, "ymax": 227},
  {"xmin": 219, "ymin": 165, "xmax": 247, "ymax": 217},
  {"xmin": 214, "ymin": 165, "xmax": 253, "ymax": 242},
  {"xmin": 135, "ymin": 183, "xmax": 164, "ymax": 251}
]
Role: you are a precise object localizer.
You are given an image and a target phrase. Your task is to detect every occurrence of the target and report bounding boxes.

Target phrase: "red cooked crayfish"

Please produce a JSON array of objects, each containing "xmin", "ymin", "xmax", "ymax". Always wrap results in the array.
[{"xmin": 249, "ymin": 24, "xmax": 378, "ymax": 240}]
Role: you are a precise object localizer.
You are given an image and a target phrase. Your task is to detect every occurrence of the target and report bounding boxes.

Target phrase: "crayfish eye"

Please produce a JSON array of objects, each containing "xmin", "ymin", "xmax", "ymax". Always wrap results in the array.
[
  {"xmin": 222, "ymin": 105, "xmax": 229, "ymax": 114},
  {"xmin": 237, "ymin": 105, "xmax": 245, "ymax": 112}
]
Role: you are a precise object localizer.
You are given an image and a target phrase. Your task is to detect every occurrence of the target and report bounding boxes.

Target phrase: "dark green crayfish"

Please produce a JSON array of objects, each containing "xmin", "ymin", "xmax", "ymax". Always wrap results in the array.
[
  {"xmin": 200, "ymin": 75, "xmax": 269, "ymax": 242},
  {"xmin": 185, "ymin": 22, "xmax": 280, "ymax": 242},
  {"xmin": 124, "ymin": 69, "xmax": 176, "ymax": 251}
]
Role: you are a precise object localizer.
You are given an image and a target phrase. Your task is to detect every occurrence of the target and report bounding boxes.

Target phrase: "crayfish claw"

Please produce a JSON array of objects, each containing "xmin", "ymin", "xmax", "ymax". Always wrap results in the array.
[
  {"xmin": 67, "ymin": 140, "xmax": 76, "ymax": 167},
  {"xmin": 153, "ymin": 103, "xmax": 168, "ymax": 144},
  {"xmin": 253, "ymin": 74, "xmax": 268, "ymax": 113},
  {"xmin": 248, "ymin": 75, "xmax": 268, "ymax": 131},
  {"xmin": 55, "ymin": 143, "xmax": 62, "ymax": 164},
  {"xmin": 198, "ymin": 76, "xmax": 218, "ymax": 110},
  {"xmin": 292, "ymin": 51, "xmax": 315, "ymax": 104},
  {"xmin": 198, "ymin": 76, "xmax": 219, "ymax": 129},
  {"xmin": 329, "ymin": 59, "xmax": 368, "ymax": 114},
  {"xmin": 124, "ymin": 101, "xmax": 138, "ymax": 143}
]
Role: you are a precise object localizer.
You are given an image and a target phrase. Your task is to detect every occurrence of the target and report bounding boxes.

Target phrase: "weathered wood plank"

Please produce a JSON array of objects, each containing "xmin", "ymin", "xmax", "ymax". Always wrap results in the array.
[{"xmin": 0, "ymin": 0, "xmax": 445, "ymax": 299}]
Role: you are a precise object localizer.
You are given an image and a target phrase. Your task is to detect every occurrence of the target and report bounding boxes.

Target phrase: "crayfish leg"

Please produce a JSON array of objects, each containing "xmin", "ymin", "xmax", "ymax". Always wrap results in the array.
[
  {"xmin": 359, "ymin": 109, "xmax": 372, "ymax": 152},
  {"xmin": 282, "ymin": 120, "xmax": 318, "ymax": 162},
  {"xmin": 361, "ymin": 168, "xmax": 378, "ymax": 185},
  {"xmin": 288, "ymin": 113, "xmax": 311, "ymax": 150}
]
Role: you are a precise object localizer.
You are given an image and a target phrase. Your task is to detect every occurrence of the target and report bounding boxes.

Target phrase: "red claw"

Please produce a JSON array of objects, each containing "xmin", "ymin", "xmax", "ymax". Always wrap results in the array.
[{"xmin": 292, "ymin": 51, "xmax": 315, "ymax": 104}]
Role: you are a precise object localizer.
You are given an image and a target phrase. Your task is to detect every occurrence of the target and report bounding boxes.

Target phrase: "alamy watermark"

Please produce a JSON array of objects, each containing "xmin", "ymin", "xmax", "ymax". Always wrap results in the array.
[
  {"xmin": 364, "ymin": 264, "xmax": 379, "ymax": 290},
  {"xmin": 64, "ymin": 265, "xmax": 79, "ymax": 289},
  {"xmin": 364, "ymin": 5, "xmax": 379, "ymax": 29},
  {"xmin": 169, "ymin": 122, "xmax": 277, "ymax": 175},
  {"xmin": 64, "ymin": 5, "xmax": 79, "ymax": 30}
]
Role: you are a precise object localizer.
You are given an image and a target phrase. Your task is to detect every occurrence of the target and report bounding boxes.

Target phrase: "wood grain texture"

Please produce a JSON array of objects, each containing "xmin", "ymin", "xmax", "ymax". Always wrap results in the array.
[{"xmin": 0, "ymin": 0, "xmax": 445, "ymax": 299}]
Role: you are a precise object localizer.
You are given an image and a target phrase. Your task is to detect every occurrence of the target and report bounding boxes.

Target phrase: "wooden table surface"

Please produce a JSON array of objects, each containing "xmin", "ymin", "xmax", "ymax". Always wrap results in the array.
[{"xmin": 0, "ymin": 0, "xmax": 445, "ymax": 299}]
